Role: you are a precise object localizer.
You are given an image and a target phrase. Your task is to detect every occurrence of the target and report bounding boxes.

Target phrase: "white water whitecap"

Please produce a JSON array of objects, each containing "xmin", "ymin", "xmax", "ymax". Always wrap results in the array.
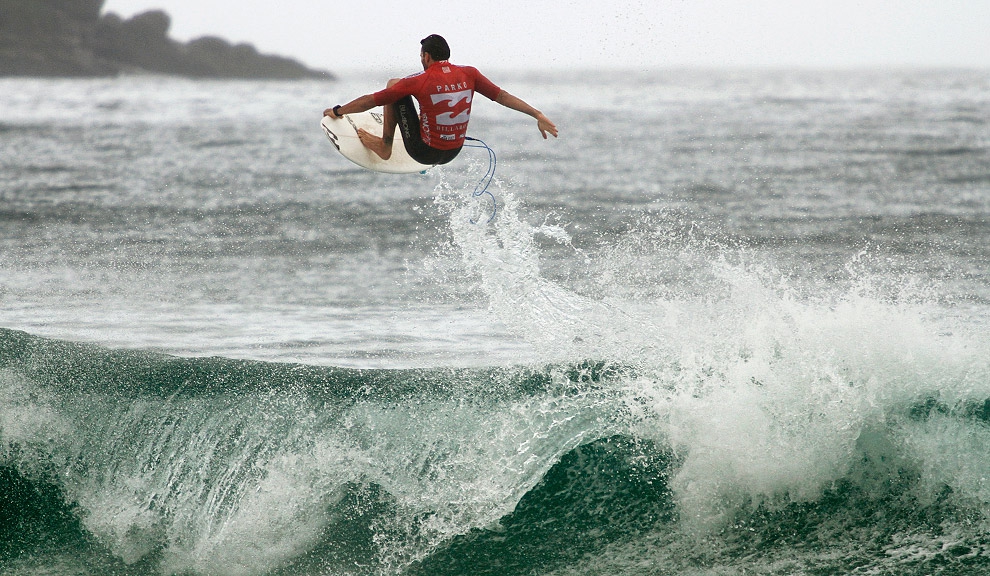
[{"xmin": 431, "ymin": 177, "xmax": 990, "ymax": 532}]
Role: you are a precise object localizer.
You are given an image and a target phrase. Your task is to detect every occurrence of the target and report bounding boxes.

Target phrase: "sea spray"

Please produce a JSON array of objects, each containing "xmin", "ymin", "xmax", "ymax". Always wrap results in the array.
[
  {"xmin": 432, "ymin": 176, "xmax": 672, "ymax": 365},
  {"xmin": 432, "ymin": 174, "xmax": 990, "ymax": 544}
]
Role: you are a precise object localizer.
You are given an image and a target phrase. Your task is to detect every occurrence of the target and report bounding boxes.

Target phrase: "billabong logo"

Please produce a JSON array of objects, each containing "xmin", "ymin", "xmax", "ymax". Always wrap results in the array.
[{"xmin": 431, "ymin": 89, "xmax": 473, "ymax": 125}]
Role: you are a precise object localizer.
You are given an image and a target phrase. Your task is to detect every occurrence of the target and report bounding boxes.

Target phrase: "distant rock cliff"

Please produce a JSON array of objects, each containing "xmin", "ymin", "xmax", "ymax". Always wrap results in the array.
[{"xmin": 0, "ymin": 0, "xmax": 332, "ymax": 79}]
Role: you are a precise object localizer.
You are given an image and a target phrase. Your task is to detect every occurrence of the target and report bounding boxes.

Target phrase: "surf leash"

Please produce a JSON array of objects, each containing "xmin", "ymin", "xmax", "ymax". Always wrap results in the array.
[{"xmin": 463, "ymin": 136, "xmax": 497, "ymax": 224}]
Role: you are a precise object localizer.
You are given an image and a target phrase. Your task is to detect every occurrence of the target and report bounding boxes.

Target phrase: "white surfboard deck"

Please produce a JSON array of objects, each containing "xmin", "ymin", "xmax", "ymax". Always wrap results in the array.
[{"xmin": 321, "ymin": 111, "xmax": 432, "ymax": 174}]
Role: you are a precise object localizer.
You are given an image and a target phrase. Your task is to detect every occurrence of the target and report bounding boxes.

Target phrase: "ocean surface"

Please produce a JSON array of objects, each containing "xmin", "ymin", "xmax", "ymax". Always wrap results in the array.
[{"xmin": 1, "ymin": 69, "xmax": 989, "ymax": 575}]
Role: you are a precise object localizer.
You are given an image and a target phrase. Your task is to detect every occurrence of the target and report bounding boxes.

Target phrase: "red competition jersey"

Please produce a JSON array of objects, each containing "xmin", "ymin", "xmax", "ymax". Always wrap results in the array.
[{"xmin": 372, "ymin": 62, "xmax": 502, "ymax": 150}]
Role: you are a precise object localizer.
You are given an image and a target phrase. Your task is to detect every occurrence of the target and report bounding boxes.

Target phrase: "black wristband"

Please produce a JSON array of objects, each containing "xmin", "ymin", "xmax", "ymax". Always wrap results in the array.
[{"xmin": 333, "ymin": 105, "xmax": 342, "ymax": 118}]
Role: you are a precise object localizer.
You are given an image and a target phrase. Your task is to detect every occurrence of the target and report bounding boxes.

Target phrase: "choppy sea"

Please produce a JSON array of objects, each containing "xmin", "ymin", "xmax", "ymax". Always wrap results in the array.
[{"xmin": 1, "ymin": 69, "xmax": 989, "ymax": 575}]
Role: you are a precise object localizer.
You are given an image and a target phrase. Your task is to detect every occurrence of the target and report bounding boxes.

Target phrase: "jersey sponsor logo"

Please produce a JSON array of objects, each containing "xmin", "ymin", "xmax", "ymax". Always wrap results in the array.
[
  {"xmin": 430, "ymin": 89, "xmax": 473, "ymax": 126},
  {"xmin": 436, "ymin": 82, "xmax": 467, "ymax": 92}
]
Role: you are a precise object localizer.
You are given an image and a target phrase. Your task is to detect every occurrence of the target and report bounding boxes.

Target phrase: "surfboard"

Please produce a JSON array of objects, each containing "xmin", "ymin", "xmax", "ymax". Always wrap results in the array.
[{"xmin": 321, "ymin": 111, "xmax": 431, "ymax": 174}]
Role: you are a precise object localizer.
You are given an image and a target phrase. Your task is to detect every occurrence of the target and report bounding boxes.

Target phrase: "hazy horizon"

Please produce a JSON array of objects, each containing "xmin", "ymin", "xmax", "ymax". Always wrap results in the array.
[{"xmin": 100, "ymin": 0, "xmax": 990, "ymax": 74}]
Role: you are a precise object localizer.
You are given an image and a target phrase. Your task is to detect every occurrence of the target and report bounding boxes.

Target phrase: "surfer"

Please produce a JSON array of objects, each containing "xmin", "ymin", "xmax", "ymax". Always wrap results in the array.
[{"xmin": 323, "ymin": 34, "xmax": 557, "ymax": 165}]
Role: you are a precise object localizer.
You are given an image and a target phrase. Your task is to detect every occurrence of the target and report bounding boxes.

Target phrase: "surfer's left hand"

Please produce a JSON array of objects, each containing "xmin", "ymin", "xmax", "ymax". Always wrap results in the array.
[{"xmin": 537, "ymin": 113, "xmax": 558, "ymax": 139}]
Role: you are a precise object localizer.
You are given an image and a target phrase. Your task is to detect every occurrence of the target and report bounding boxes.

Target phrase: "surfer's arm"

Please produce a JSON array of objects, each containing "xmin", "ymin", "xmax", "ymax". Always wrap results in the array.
[
  {"xmin": 323, "ymin": 94, "xmax": 377, "ymax": 118},
  {"xmin": 494, "ymin": 91, "xmax": 558, "ymax": 139}
]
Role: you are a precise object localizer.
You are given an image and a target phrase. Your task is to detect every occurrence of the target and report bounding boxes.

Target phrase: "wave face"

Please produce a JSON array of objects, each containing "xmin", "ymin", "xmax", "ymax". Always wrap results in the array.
[
  {"xmin": 4, "ymin": 298, "xmax": 990, "ymax": 576},
  {"xmin": 0, "ymin": 328, "xmax": 626, "ymax": 574}
]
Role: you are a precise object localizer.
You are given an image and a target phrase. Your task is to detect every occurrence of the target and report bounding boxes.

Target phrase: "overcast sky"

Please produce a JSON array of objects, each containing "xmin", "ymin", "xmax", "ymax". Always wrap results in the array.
[{"xmin": 101, "ymin": 0, "xmax": 990, "ymax": 74}]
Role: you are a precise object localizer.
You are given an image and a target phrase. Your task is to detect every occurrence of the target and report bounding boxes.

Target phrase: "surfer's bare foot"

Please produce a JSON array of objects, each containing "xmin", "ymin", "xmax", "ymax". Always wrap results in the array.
[{"xmin": 357, "ymin": 129, "xmax": 393, "ymax": 160}]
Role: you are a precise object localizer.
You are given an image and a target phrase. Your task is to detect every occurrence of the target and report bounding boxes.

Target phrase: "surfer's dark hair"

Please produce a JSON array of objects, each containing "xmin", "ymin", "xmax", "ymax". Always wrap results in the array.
[{"xmin": 420, "ymin": 34, "xmax": 450, "ymax": 61}]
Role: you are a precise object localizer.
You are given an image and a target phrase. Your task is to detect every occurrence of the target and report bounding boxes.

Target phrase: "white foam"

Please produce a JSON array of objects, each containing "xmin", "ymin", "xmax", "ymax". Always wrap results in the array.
[{"xmin": 434, "ymin": 182, "xmax": 990, "ymax": 530}]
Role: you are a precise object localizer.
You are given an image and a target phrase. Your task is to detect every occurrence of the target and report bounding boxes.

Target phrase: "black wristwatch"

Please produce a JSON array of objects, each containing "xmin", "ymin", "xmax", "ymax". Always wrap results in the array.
[{"xmin": 333, "ymin": 105, "xmax": 343, "ymax": 118}]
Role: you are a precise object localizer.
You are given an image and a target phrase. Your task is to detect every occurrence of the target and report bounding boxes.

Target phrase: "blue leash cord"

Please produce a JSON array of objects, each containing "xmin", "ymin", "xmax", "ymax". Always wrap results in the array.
[{"xmin": 463, "ymin": 136, "xmax": 497, "ymax": 223}]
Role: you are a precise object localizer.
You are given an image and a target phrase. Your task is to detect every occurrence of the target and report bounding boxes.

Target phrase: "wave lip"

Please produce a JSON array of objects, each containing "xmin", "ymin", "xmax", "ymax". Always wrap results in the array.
[{"xmin": 0, "ymin": 328, "xmax": 627, "ymax": 575}]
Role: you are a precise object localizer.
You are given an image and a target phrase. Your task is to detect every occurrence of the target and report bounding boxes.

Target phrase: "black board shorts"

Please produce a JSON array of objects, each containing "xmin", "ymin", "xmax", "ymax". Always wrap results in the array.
[{"xmin": 395, "ymin": 95, "xmax": 462, "ymax": 166}]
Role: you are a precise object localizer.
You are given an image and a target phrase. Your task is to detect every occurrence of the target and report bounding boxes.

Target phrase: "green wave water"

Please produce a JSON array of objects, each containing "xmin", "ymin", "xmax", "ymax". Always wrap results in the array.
[{"xmin": 4, "ymin": 323, "xmax": 990, "ymax": 575}]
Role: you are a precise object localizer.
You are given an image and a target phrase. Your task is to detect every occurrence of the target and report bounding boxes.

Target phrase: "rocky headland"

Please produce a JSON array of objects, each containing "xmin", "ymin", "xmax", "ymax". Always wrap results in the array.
[{"xmin": 0, "ymin": 0, "xmax": 331, "ymax": 79}]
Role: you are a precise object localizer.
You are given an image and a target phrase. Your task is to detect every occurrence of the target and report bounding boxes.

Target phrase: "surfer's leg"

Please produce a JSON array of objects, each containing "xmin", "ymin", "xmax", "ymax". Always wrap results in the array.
[
  {"xmin": 357, "ymin": 79, "xmax": 400, "ymax": 160},
  {"xmin": 380, "ymin": 79, "xmax": 400, "ymax": 144},
  {"xmin": 357, "ymin": 124, "xmax": 393, "ymax": 160}
]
